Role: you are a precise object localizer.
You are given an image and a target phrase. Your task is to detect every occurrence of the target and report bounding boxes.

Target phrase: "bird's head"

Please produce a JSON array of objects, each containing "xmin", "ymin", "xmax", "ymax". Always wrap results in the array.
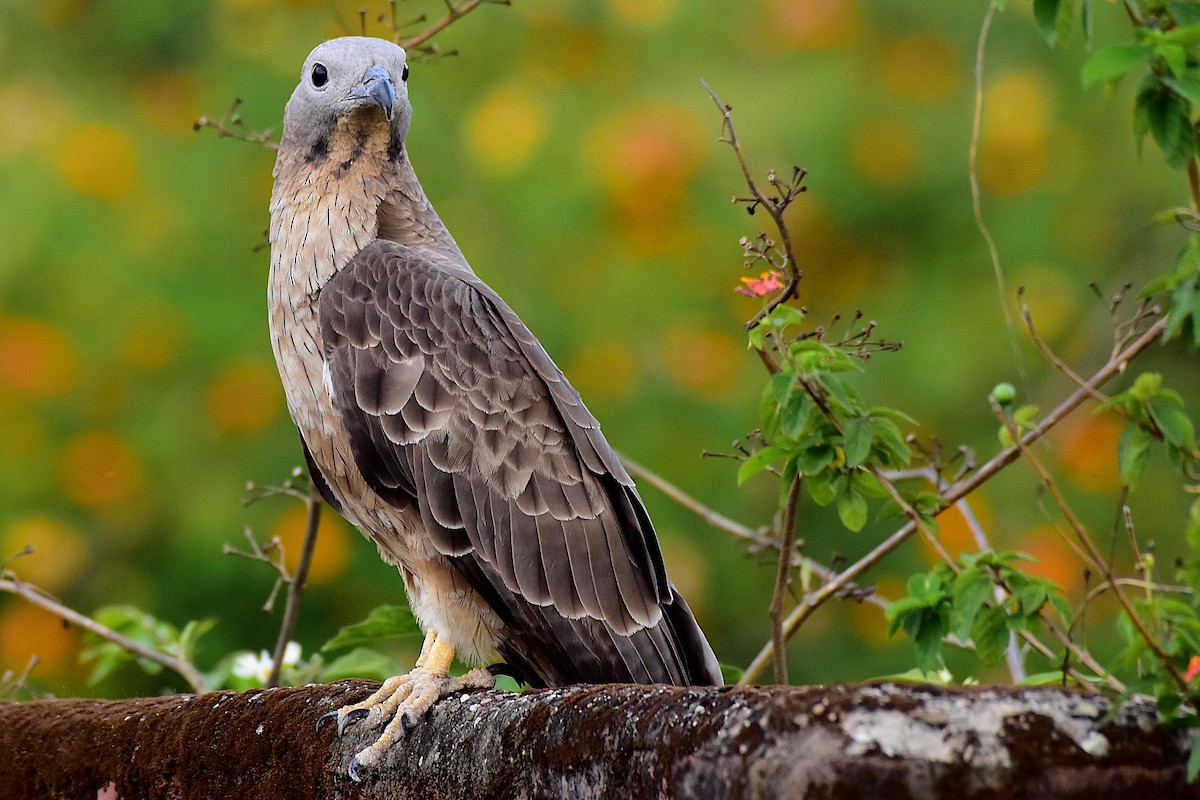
[{"xmin": 282, "ymin": 36, "xmax": 411, "ymax": 156}]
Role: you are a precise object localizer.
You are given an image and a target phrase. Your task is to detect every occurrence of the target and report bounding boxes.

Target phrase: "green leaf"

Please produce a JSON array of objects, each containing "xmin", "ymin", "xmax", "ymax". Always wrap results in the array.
[
  {"xmin": 1189, "ymin": 738, "xmax": 1200, "ymax": 783},
  {"xmin": 950, "ymin": 568, "xmax": 994, "ymax": 641},
  {"xmin": 1160, "ymin": 44, "xmax": 1189, "ymax": 80},
  {"xmin": 972, "ymin": 605, "xmax": 1012, "ymax": 666},
  {"xmin": 1033, "ymin": 0, "xmax": 1069, "ymax": 46},
  {"xmin": 1165, "ymin": 75, "xmax": 1200, "ymax": 107},
  {"xmin": 1172, "ymin": 1, "xmax": 1200, "ymax": 26},
  {"xmin": 806, "ymin": 469, "xmax": 840, "ymax": 506},
  {"xmin": 176, "ymin": 618, "xmax": 217, "ymax": 661},
  {"xmin": 793, "ymin": 445, "xmax": 836, "ymax": 475},
  {"xmin": 1118, "ymin": 424, "xmax": 1153, "ymax": 488},
  {"xmin": 871, "ymin": 417, "xmax": 912, "ymax": 467},
  {"xmin": 320, "ymin": 647, "xmax": 407, "ymax": 682},
  {"xmin": 837, "ymin": 487, "xmax": 869, "ymax": 532},
  {"xmin": 1049, "ymin": 593, "xmax": 1073, "ymax": 627},
  {"xmin": 1018, "ymin": 671, "xmax": 1069, "ymax": 686},
  {"xmin": 771, "ymin": 372, "xmax": 794, "ymax": 405},
  {"xmin": 320, "ymin": 605, "xmax": 421, "ymax": 652},
  {"xmin": 1081, "ymin": 44, "xmax": 1150, "ymax": 86},
  {"xmin": 1165, "ymin": 277, "xmax": 1200, "ymax": 347},
  {"xmin": 719, "ymin": 663, "xmax": 746, "ymax": 685},
  {"xmin": 737, "ymin": 445, "xmax": 787, "ymax": 485},
  {"xmin": 778, "ymin": 389, "xmax": 812, "ymax": 439},
  {"xmin": 842, "ymin": 417, "xmax": 874, "ymax": 467},
  {"xmin": 1148, "ymin": 398, "xmax": 1196, "ymax": 447},
  {"xmin": 1187, "ymin": 497, "xmax": 1200, "ymax": 550},
  {"xmin": 1144, "ymin": 89, "xmax": 1196, "ymax": 169}
]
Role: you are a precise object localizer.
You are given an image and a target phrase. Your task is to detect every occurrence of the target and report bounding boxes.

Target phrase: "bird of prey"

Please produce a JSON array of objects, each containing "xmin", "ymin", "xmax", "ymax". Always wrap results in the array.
[{"xmin": 268, "ymin": 36, "xmax": 722, "ymax": 779}]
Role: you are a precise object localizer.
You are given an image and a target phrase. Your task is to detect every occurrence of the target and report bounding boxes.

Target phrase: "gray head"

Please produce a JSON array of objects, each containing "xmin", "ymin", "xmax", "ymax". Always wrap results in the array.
[{"xmin": 282, "ymin": 36, "xmax": 411, "ymax": 151}]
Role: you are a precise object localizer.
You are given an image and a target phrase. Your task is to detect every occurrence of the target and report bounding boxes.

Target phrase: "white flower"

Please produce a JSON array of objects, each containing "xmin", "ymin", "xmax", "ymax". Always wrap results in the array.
[{"xmin": 232, "ymin": 642, "xmax": 302, "ymax": 685}]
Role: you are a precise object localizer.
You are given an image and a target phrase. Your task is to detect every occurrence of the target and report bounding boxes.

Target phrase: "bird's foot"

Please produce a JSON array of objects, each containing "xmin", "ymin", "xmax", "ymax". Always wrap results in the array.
[{"xmin": 318, "ymin": 665, "xmax": 495, "ymax": 782}]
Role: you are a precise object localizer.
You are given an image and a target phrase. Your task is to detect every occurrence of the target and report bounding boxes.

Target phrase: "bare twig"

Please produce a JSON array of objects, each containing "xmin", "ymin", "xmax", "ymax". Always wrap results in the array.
[
  {"xmin": 399, "ymin": 0, "xmax": 509, "ymax": 50},
  {"xmin": 0, "ymin": 576, "xmax": 209, "ymax": 694},
  {"xmin": 0, "ymin": 656, "xmax": 40, "ymax": 701},
  {"xmin": 701, "ymin": 81, "xmax": 804, "ymax": 329},
  {"xmin": 267, "ymin": 481, "xmax": 322, "ymax": 688},
  {"xmin": 192, "ymin": 98, "xmax": 278, "ymax": 151},
  {"xmin": 770, "ymin": 477, "xmax": 802, "ymax": 684},
  {"xmin": 620, "ymin": 454, "xmax": 888, "ymax": 611}
]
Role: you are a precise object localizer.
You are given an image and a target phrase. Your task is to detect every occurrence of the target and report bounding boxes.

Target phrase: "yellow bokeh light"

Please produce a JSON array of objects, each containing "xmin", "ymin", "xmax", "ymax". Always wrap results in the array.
[
  {"xmin": 207, "ymin": 359, "xmax": 282, "ymax": 434},
  {"xmin": 1055, "ymin": 411, "xmax": 1122, "ymax": 495},
  {"xmin": 566, "ymin": 340, "xmax": 638, "ymax": 404},
  {"xmin": 0, "ymin": 315, "xmax": 77, "ymax": 398},
  {"xmin": 2, "ymin": 516, "xmax": 88, "ymax": 592},
  {"xmin": 59, "ymin": 431, "xmax": 144, "ymax": 509},
  {"xmin": 56, "ymin": 123, "xmax": 138, "ymax": 201},
  {"xmin": 271, "ymin": 502, "xmax": 352, "ymax": 585},
  {"xmin": 850, "ymin": 116, "xmax": 919, "ymax": 187},
  {"xmin": 466, "ymin": 84, "xmax": 547, "ymax": 175},
  {"xmin": 764, "ymin": 0, "xmax": 861, "ymax": 50},
  {"xmin": 118, "ymin": 305, "xmax": 185, "ymax": 372},
  {"xmin": 1011, "ymin": 524, "xmax": 1086, "ymax": 598},
  {"xmin": 1012, "ymin": 262, "xmax": 1078, "ymax": 342},
  {"xmin": 918, "ymin": 495, "xmax": 994, "ymax": 564},
  {"xmin": 585, "ymin": 101, "xmax": 707, "ymax": 253},
  {"xmin": 610, "ymin": 0, "xmax": 677, "ymax": 27},
  {"xmin": 0, "ymin": 601, "xmax": 82, "ymax": 679},
  {"xmin": 659, "ymin": 326, "xmax": 741, "ymax": 399},
  {"xmin": 133, "ymin": 72, "xmax": 201, "ymax": 137},
  {"xmin": 0, "ymin": 81, "xmax": 68, "ymax": 158},
  {"xmin": 980, "ymin": 70, "xmax": 1052, "ymax": 196},
  {"xmin": 882, "ymin": 35, "xmax": 962, "ymax": 105}
]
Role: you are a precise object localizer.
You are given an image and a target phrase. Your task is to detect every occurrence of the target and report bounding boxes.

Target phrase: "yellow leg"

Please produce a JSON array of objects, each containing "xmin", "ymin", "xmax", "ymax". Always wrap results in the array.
[
  {"xmin": 316, "ymin": 630, "xmax": 495, "ymax": 782},
  {"xmin": 412, "ymin": 628, "xmax": 438, "ymax": 668},
  {"xmin": 417, "ymin": 637, "xmax": 456, "ymax": 675}
]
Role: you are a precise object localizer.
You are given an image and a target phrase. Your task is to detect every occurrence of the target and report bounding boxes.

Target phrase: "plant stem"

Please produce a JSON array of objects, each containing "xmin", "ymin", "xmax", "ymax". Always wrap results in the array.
[
  {"xmin": 267, "ymin": 481, "xmax": 322, "ymax": 689},
  {"xmin": 770, "ymin": 477, "xmax": 803, "ymax": 684}
]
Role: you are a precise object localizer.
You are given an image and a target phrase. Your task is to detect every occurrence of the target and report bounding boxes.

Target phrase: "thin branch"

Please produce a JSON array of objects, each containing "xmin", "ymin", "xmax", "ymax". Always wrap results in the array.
[
  {"xmin": 738, "ymin": 318, "xmax": 1166, "ymax": 685},
  {"xmin": 993, "ymin": 397, "xmax": 1190, "ymax": 693},
  {"xmin": 399, "ymin": 0, "xmax": 508, "ymax": 50},
  {"xmin": 620, "ymin": 454, "xmax": 888, "ymax": 611},
  {"xmin": 267, "ymin": 480, "xmax": 322, "ymax": 689},
  {"xmin": 700, "ymin": 81, "xmax": 803, "ymax": 329},
  {"xmin": 0, "ymin": 576, "xmax": 209, "ymax": 694},
  {"xmin": 192, "ymin": 98, "xmax": 278, "ymax": 152},
  {"xmin": 1021, "ymin": 302, "xmax": 1109, "ymax": 405},
  {"xmin": 770, "ymin": 477, "xmax": 802, "ymax": 684}
]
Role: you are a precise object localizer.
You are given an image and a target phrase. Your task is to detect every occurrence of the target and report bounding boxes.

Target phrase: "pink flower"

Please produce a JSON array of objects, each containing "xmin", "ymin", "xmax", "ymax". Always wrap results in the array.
[
  {"xmin": 736, "ymin": 270, "xmax": 784, "ymax": 297},
  {"xmin": 1186, "ymin": 655, "xmax": 1200, "ymax": 683}
]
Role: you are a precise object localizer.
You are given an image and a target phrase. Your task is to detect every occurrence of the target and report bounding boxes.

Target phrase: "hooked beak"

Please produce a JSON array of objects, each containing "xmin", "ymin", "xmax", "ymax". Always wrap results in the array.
[{"xmin": 348, "ymin": 65, "xmax": 396, "ymax": 121}]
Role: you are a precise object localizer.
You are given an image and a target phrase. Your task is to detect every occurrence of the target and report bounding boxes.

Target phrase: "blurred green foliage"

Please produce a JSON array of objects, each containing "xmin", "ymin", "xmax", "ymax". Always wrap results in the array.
[{"xmin": 1, "ymin": 0, "xmax": 1198, "ymax": 697}]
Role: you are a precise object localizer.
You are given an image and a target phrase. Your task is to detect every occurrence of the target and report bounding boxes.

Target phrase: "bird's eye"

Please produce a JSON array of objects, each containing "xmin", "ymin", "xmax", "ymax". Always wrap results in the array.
[
  {"xmin": 311, "ymin": 63, "xmax": 329, "ymax": 88},
  {"xmin": 401, "ymin": 63, "xmax": 409, "ymax": 82}
]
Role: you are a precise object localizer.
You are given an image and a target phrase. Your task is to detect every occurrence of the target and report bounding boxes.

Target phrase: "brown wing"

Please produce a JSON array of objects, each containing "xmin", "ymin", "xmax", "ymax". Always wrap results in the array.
[{"xmin": 317, "ymin": 239, "xmax": 721, "ymax": 686}]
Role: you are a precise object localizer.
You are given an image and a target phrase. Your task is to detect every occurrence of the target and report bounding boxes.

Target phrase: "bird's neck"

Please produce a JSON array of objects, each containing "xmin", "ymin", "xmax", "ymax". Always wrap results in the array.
[{"xmin": 269, "ymin": 124, "xmax": 466, "ymax": 305}]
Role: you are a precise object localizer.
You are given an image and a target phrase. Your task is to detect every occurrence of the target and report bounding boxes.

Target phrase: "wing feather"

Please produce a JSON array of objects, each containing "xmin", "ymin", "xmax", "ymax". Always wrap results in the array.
[{"xmin": 317, "ymin": 239, "xmax": 720, "ymax": 685}]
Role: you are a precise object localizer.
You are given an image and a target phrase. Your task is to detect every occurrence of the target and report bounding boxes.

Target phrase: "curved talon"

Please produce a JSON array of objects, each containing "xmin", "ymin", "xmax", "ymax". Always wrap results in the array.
[
  {"xmin": 315, "ymin": 710, "xmax": 338, "ymax": 733},
  {"xmin": 337, "ymin": 707, "xmax": 371, "ymax": 737},
  {"xmin": 348, "ymin": 754, "xmax": 365, "ymax": 784},
  {"xmin": 399, "ymin": 711, "xmax": 414, "ymax": 735}
]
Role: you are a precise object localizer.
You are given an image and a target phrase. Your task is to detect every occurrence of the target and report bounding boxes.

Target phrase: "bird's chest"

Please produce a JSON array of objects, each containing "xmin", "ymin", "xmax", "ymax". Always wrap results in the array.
[{"xmin": 267, "ymin": 193, "xmax": 387, "ymax": 533}]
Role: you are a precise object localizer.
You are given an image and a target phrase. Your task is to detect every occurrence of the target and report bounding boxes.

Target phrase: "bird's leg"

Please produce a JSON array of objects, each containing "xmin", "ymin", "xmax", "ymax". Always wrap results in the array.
[{"xmin": 317, "ymin": 629, "xmax": 495, "ymax": 782}]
